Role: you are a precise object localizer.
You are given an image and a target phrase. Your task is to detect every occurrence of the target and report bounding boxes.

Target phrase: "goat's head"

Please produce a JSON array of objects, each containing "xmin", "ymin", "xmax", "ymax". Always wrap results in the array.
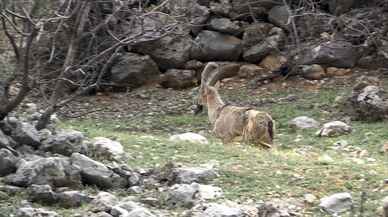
[{"xmin": 194, "ymin": 62, "xmax": 220, "ymax": 115}]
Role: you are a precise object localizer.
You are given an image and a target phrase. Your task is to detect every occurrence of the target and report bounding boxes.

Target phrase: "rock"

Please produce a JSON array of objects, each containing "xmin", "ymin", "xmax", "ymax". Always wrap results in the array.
[
  {"xmin": 344, "ymin": 85, "xmax": 388, "ymax": 121},
  {"xmin": 209, "ymin": 18, "xmax": 241, "ymax": 36},
  {"xmin": 196, "ymin": 184, "xmax": 223, "ymax": 200},
  {"xmin": 111, "ymin": 200, "xmax": 156, "ymax": 217},
  {"xmin": 317, "ymin": 121, "xmax": 352, "ymax": 137},
  {"xmin": 57, "ymin": 190, "xmax": 93, "ymax": 208},
  {"xmin": 90, "ymin": 192, "xmax": 119, "ymax": 212},
  {"xmin": 169, "ymin": 133, "xmax": 209, "ymax": 145},
  {"xmin": 382, "ymin": 196, "xmax": 388, "ymax": 217},
  {"xmin": 190, "ymin": 30, "xmax": 242, "ymax": 61},
  {"xmin": 0, "ymin": 191, "xmax": 9, "ymax": 200},
  {"xmin": 193, "ymin": 203, "xmax": 245, "ymax": 217},
  {"xmin": 110, "ymin": 53, "xmax": 160, "ymax": 89},
  {"xmin": 89, "ymin": 137, "xmax": 125, "ymax": 162},
  {"xmin": 171, "ymin": 165, "xmax": 218, "ymax": 184},
  {"xmin": 160, "ymin": 69, "xmax": 197, "ymax": 89},
  {"xmin": 268, "ymin": 5, "xmax": 290, "ymax": 29},
  {"xmin": 259, "ymin": 54, "xmax": 287, "ymax": 71},
  {"xmin": 134, "ymin": 35, "xmax": 192, "ymax": 70},
  {"xmin": 41, "ymin": 130, "xmax": 85, "ymax": 156},
  {"xmin": 242, "ymin": 23, "xmax": 274, "ymax": 49},
  {"xmin": 328, "ymin": 0, "xmax": 354, "ymax": 15},
  {"xmin": 4, "ymin": 157, "xmax": 81, "ymax": 188},
  {"xmin": 71, "ymin": 153, "xmax": 127, "ymax": 189},
  {"xmin": 0, "ymin": 129, "xmax": 14, "ymax": 152},
  {"xmin": 90, "ymin": 213, "xmax": 113, "ymax": 217},
  {"xmin": 167, "ymin": 0, "xmax": 210, "ymax": 34},
  {"xmin": 319, "ymin": 192, "xmax": 353, "ymax": 214},
  {"xmin": 165, "ymin": 183, "xmax": 199, "ymax": 208},
  {"xmin": 210, "ymin": 0, "xmax": 232, "ymax": 17},
  {"xmin": 213, "ymin": 62, "xmax": 241, "ymax": 80},
  {"xmin": 304, "ymin": 193, "xmax": 317, "ymax": 204},
  {"xmin": 0, "ymin": 185, "xmax": 23, "ymax": 195},
  {"xmin": 27, "ymin": 184, "xmax": 57, "ymax": 204},
  {"xmin": 16, "ymin": 207, "xmax": 59, "ymax": 217},
  {"xmin": 11, "ymin": 122, "xmax": 40, "ymax": 148},
  {"xmin": 288, "ymin": 116, "xmax": 320, "ymax": 130},
  {"xmin": 243, "ymin": 35, "xmax": 281, "ymax": 63},
  {"xmin": 230, "ymin": 0, "xmax": 278, "ymax": 20},
  {"xmin": 326, "ymin": 67, "xmax": 352, "ymax": 77},
  {"xmin": 0, "ymin": 148, "xmax": 18, "ymax": 176},
  {"xmin": 300, "ymin": 64, "xmax": 326, "ymax": 80},
  {"xmin": 238, "ymin": 64, "xmax": 265, "ymax": 78},
  {"xmin": 300, "ymin": 41, "xmax": 357, "ymax": 68}
]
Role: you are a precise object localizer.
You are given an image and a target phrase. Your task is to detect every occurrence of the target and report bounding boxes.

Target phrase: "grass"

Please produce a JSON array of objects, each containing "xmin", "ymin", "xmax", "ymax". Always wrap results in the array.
[
  {"xmin": 58, "ymin": 86, "xmax": 388, "ymax": 216},
  {"xmin": 2, "ymin": 85, "xmax": 388, "ymax": 216}
]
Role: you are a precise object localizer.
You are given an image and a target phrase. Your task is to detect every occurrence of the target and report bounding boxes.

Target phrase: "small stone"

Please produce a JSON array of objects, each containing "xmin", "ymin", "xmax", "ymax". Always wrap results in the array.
[
  {"xmin": 304, "ymin": 193, "xmax": 317, "ymax": 204},
  {"xmin": 16, "ymin": 207, "xmax": 59, "ymax": 217},
  {"xmin": 319, "ymin": 192, "xmax": 353, "ymax": 215},
  {"xmin": 90, "ymin": 192, "xmax": 119, "ymax": 212},
  {"xmin": 169, "ymin": 133, "xmax": 209, "ymax": 145},
  {"xmin": 317, "ymin": 121, "xmax": 352, "ymax": 137},
  {"xmin": 288, "ymin": 116, "xmax": 320, "ymax": 130},
  {"xmin": 326, "ymin": 67, "xmax": 352, "ymax": 77}
]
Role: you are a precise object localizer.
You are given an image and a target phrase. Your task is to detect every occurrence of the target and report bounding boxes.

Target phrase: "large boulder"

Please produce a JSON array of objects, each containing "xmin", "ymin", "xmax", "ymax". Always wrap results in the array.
[
  {"xmin": 16, "ymin": 207, "xmax": 59, "ymax": 217},
  {"xmin": 242, "ymin": 23, "xmax": 275, "ymax": 49},
  {"xmin": 160, "ymin": 69, "xmax": 197, "ymax": 89},
  {"xmin": 88, "ymin": 137, "xmax": 126, "ymax": 162},
  {"xmin": 190, "ymin": 30, "xmax": 243, "ymax": 61},
  {"xmin": 243, "ymin": 35, "xmax": 281, "ymax": 63},
  {"xmin": 209, "ymin": 18, "xmax": 242, "ymax": 36},
  {"xmin": 90, "ymin": 192, "xmax": 119, "ymax": 213},
  {"xmin": 288, "ymin": 116, "xmax": 320, "ymax": 130},
  {"xmin": 109, "ymin": 53, "xmax": 160, "ymax": 89},
  {"xmin": 268, "ymin": 5, "xmax": 290, "ymax": 29},
  {"xmin": 111, "ymin": 199, "xmax": 156, "ymax": 217},
  {"xmin": 316, "ymin": 121, "xmax": 352, "ymax": 137},
  {"xmin": 71, "ymin": 153, "xmax": 127, "ymax": 189},
  {"xmin": 230, "ymin": 0, "xmax": 280, "ymax": 20},
  {"xmin": 4, "ymin": 157, "xmax": 81, "ymax": 188},
  {"xmin": 344, "ymin": 85, "xmax": 388, "ymax": 121},
  {"xmin": 41, "ymin": 130, "xmax": 85, "ymax": 156},
  {"xmin": 0, "ymin": 148, "xmax": 18, "ymax": 176},
  {"xmin": 166, "ymin": 0, "xmax": 210, "ymax": 34},
  {"xmin": 10, "ymin": 122, "xmax": 40, "ymax": 148},
  {"xmin": 300, "ymin": 41, "xmax": 358, "ymax": 68},
  {"xmin": 133, "ymin": 35, "xmax": 192, "ymax": 70},
  {"xmin": 319, "ymin": 192, "xmax": 353, "ymax": 215}
]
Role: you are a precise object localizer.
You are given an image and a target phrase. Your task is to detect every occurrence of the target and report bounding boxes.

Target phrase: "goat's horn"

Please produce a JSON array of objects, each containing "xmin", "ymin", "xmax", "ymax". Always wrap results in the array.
[{"xmin": 201, "ymin": 62, "xmax": 219, "ymax": 86}]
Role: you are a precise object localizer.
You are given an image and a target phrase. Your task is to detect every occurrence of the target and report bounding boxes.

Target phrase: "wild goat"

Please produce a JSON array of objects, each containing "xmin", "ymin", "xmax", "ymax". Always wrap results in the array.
[{"xmin": 194, "ymin": 62, "xmax": 275, "ymax": 148}]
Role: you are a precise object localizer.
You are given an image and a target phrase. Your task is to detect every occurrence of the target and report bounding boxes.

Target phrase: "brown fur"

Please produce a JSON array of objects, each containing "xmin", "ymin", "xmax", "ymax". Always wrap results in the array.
[{"xmin": 197, "ymin": 62, "xmax": 275, "ymax": 148}]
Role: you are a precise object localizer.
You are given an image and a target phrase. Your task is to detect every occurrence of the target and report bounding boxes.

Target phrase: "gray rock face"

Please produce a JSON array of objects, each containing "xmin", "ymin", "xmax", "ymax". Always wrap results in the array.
[
  {"xmin": 301, "ymin": 41, "xmax": 357, "ymax": 68},
  {"xmin": 110, "ymin": 53, "xmax": 160, "ymax": 89},
  {"xmin": 230, "ymin": 0, "xmax": 278, "ymax": 20},
  {"xmin": 190, "ymin": 30, "xmax": 242, "ymax": 61},
  {"xmin": 165, "ymin": 183, "xmax": 199, "ymax": 208},
  {"xmin": 4, "ymin": 157, "xmax": 81, "ymax": 188},
  {"xmin": 90, "ymin": 192, "xmax": 119, "ymax": 212},
  {"xmin": 194, "ymin": 203, "xmax": 245, "ymax": 217},
  {"xmin": 16, "ymin": 207, "xmax": 59, "ymax": 217},
  {"xmin": 134, "ymin": 35, "xmax": 192, "ymax": 70},
  {"xmin": 111, "ymin": 200, "xmax": 156, "ymax": 217},
  {"xmin": 71, "ymin": 153, "xmax": 127, "ymax": 189},
  {"xmin": 317, "ymin": 121, "xmax": 352, "ymax": 137},
  {"xmin": 210, "ymin": 0, "xmax": 232, "ymax": 17},
  {"xmin": 0, "ymin": 148, "xmax": 18, "ymax": 176},
  {"xmin": 328, "ymin": 0, "xmax": 354, "ymax": 15},
  {"xmin": 41, "ymin": 130, "xmax": 85, "ymax": 156},
  {"xmin": 11, "ymin": 122, "xmax": 40, "ymax": 148},
  {"xmin": 160, "ymin": 69, "xmax": 197, "ymax": 89},
  {"xmin": 209, "ymin": 18, "xmax": 241, "ymax": 35},
  {"xmin": 167, "ymin": 0, "xmax": 210, "ymax": 34},
  {"xmin": 172, "ymin": 166, "xmax": 218, "ymax": 184},
  {"xmin": 288, "ymin": 116, "xmax": 320, "ymax": 130},
  {"xmin": 89, "ymin": 137, "xmax": 125, "ymax": 162},
  {"xmin": 56, "ymin": 190, "xmax": 93, "ymax": 208},
  {"xmin": 345, "ymin": 85, "xmax": 388, "ymax": 121},
  {"xmin": 319, "ymin": 192, "xmax": 353, "ymax": 215},
  {"xmin": 27, "ymin": 184, "xmax": 57, "ymax": 204},
  {"xmin": 268, "ymin": 5, "xmax": 290, "ymax": 29},
  {"xmin": 242, "ymin": 23, "xmax": 274, "ymax": 49},
  {"xmin": 243, "ymin": 35, "xmax": 281, "ymax": 63}
]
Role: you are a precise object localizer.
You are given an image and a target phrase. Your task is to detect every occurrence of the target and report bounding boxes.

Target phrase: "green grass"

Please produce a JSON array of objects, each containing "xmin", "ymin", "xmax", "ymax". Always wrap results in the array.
[
  {"xmin": 2, "ymin": 86, "xmax": 388, "ymax": 216},
  {"xmin": 58, "ymin": 87, "xmax": 388, "ymax": 216}
]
